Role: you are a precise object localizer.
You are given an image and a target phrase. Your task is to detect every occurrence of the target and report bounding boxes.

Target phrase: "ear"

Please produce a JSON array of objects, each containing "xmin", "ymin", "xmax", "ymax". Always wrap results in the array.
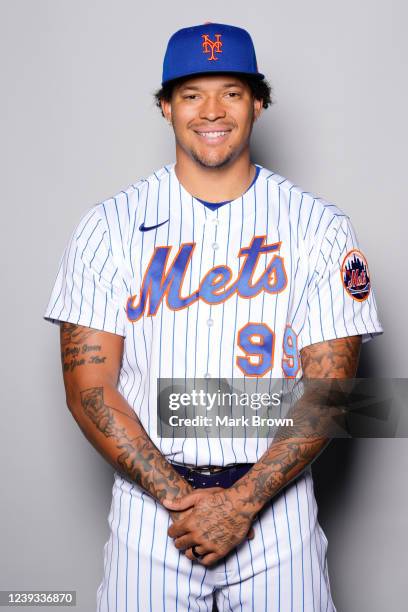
[
  {"xmin": 253, "ymin": 97, "xmax": 263, "ymax": 122},
  {"xmin": 161, "ymin": 99, "xmax": 172, "ymax": 124}
]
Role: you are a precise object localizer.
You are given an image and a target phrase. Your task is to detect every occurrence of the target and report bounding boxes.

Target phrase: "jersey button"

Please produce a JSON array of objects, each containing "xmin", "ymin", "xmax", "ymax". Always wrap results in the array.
[
  {"xmin": 207, "ymin": 318, "xmax": 214, "ymax": 327},
  {"xmin": 212, "ymin": 242, "xmax": 219, "ymax": 250}
]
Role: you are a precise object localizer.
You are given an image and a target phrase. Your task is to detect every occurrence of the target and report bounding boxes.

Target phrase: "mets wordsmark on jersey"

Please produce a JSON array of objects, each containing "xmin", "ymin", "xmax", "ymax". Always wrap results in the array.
[{"xmin": 126, "ymin": 235, "xmax": 287, "ymax": 322}]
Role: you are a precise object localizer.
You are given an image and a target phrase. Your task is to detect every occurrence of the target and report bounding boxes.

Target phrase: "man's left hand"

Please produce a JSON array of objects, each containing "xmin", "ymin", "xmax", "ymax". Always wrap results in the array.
[{"xmin": 163, "ymin": 487, "xmax": 256, "ymax": 566}]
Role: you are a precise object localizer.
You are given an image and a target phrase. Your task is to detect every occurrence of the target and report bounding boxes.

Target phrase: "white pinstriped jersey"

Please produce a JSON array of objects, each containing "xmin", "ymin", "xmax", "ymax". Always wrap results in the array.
[{"xmin": 45, "ymin": 163, "xmax": 382, "ymax": 466}]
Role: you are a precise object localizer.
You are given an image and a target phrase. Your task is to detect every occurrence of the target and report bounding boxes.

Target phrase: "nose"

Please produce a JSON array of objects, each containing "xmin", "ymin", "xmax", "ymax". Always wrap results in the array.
[{"xmin": 199, "ymin": 95, "xmax": 226, "ymax": 121}]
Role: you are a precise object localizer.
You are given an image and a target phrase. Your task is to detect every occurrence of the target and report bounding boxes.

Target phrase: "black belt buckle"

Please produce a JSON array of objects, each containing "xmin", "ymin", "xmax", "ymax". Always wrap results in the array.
[
  {"xmin": 172, "ymin": 463, "xmax": 253, "ymax": 489},
  {"xmin": 184, "ymin": 466, "xmax": 198, "ymax": 487},
  {"xmin": 187, "ymin": 468, "xmax": 221, "ymax": 489}
]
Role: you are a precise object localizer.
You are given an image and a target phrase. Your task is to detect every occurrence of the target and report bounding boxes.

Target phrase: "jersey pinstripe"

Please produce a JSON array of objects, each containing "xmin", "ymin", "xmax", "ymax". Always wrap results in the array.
[{"xmin": 45, "ymin": 163, "xmax": 383, "ymax": 611}]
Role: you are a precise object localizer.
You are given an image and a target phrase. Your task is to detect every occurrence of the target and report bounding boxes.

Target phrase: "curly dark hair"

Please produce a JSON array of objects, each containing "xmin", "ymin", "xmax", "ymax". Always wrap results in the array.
[{"xmin": 154, "ymin": 73, "xmax": 273, "ymax": 117}]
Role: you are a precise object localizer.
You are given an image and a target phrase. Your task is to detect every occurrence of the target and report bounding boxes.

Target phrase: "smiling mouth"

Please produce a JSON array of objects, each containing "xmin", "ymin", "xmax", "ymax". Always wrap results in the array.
[{"xmin": 194, "ymin": 130, "xmax": 232, "ymax": 142}]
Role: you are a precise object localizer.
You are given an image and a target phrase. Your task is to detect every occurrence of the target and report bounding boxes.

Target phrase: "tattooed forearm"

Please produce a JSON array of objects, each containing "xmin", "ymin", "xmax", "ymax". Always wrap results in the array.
[
  {"xmin": 60, "ymin": 323, "xmax": 193, "ymax": 515},
  {"xmin": 233, "ymin": 438, "xmax": 328, "ymax": 510},
  {"xmin": 80, "ymin": 387, "xmax": 192, "ymax": 502},
  {"xmin": 230, "ymin": 336, "xmax": 362, "ymax": 514}
]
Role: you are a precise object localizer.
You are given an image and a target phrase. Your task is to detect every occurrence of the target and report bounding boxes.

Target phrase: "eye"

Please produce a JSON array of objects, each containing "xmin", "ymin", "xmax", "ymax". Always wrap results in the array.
[
  {"xmin": 226, "ymin": 91, "xmax": 241, "ymax": 98},
  {"xmin": 183, "ymin": 94, "xmax": 199, "ymax": 100}
]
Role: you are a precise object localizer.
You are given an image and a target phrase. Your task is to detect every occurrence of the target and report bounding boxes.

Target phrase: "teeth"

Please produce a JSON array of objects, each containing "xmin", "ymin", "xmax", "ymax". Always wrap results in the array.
[{"xmin": 198, "ymin": 131, "xmax": 228, "ymax": 138}]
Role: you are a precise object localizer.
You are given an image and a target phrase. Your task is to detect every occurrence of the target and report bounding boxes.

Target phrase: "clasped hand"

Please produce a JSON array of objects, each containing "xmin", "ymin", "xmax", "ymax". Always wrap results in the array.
[{"xmin": 163, "ymin": 487, "xmax": 255, "ymax": 566}]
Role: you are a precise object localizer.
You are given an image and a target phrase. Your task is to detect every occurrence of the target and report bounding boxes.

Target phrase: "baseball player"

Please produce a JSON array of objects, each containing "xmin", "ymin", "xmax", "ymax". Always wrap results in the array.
[{"xmin": 45, "ymin": 23, "xmax": 383, "ymax": 612}]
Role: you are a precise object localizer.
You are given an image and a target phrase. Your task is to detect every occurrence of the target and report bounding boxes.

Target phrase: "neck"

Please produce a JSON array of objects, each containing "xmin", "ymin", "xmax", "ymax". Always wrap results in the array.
[{"xmin": 174, "ymin": 146, "xmax": 255, "ymax": 203}]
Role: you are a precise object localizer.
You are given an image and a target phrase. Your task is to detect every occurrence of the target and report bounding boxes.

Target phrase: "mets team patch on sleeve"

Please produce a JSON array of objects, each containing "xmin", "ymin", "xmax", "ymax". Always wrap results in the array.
[{"xmin": 341, "ymin": 249, "xmax": 371, "ymax": 301}]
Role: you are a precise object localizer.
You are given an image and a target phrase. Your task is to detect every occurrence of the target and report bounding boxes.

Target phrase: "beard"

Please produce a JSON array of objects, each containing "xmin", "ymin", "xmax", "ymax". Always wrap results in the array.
[{"xmin": 190, "ymin": 146, "xmax": 237, "ymax": 169}]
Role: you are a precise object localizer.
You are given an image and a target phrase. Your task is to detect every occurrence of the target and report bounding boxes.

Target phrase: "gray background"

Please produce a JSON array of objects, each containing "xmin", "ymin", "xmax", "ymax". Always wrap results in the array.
[{"xmin": 1, "ymin": 0, "xmax": 406, "ymax": 610}]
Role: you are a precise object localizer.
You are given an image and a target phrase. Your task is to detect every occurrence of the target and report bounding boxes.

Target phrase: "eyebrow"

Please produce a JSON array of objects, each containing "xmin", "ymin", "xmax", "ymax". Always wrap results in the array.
[{"xmin": 178, "ymin": 82, "xmax": 244, "ymax": 92}]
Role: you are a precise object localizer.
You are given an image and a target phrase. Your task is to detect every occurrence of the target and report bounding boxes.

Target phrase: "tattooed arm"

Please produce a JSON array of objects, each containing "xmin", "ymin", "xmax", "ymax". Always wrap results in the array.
[
  {"xmin": 60, "ymin": 322, "xmax": 193, "ymax": 509},
  {"xmin": 164, "ymin": 335, "xmax": 361, "ymax": 565},
  {"xmin": 228, "ymin": 335, "xmax": 362, "ymax": 512}
]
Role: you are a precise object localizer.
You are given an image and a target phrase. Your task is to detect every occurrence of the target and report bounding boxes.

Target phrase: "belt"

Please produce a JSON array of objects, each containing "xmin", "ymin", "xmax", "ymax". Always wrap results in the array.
[{"xmin": 171, "ymin": 462, "xmax": 254, "ymax": 489}]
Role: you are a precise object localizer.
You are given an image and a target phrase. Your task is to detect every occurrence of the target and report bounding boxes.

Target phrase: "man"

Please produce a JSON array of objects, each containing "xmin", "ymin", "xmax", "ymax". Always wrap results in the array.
[{"xmin": 45, "ymin": 23, "xmax": 383, "ymax": 612}]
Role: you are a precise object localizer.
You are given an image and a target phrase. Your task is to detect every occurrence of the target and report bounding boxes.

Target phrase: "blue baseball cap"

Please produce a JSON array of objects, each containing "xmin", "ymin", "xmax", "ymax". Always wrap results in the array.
[{"xmin": 162, "ymin": 23, "xmax": 264, "ymax": 85}]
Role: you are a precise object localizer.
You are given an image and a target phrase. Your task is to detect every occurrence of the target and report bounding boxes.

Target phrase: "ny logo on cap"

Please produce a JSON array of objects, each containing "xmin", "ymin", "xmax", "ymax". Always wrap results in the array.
[{"xmin": 201, "ymin": 34, "xmax": 223, "ymax": 61}]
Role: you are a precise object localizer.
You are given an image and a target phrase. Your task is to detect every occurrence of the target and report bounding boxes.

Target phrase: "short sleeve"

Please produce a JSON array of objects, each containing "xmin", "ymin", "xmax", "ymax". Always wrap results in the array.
[
  {"xmin": 44, "ymin": 206, "xmax": 127, "ymax": 336},
  {"xmin": 298, "ymin": 215, "xmax": 383, "ymax": 350}
]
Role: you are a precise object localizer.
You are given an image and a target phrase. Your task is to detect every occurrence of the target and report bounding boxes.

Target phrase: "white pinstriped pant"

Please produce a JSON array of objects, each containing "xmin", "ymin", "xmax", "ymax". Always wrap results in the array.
[{"xmin": 96, "ymin": 472, "xmax": 336, "ymax": 612}]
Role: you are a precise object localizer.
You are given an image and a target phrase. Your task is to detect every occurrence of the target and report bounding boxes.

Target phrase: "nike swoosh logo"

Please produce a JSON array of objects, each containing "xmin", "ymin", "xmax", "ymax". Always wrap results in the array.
[{"xmin": 139, "ymin": 219, "xmax": 170, "ymax": 232}]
